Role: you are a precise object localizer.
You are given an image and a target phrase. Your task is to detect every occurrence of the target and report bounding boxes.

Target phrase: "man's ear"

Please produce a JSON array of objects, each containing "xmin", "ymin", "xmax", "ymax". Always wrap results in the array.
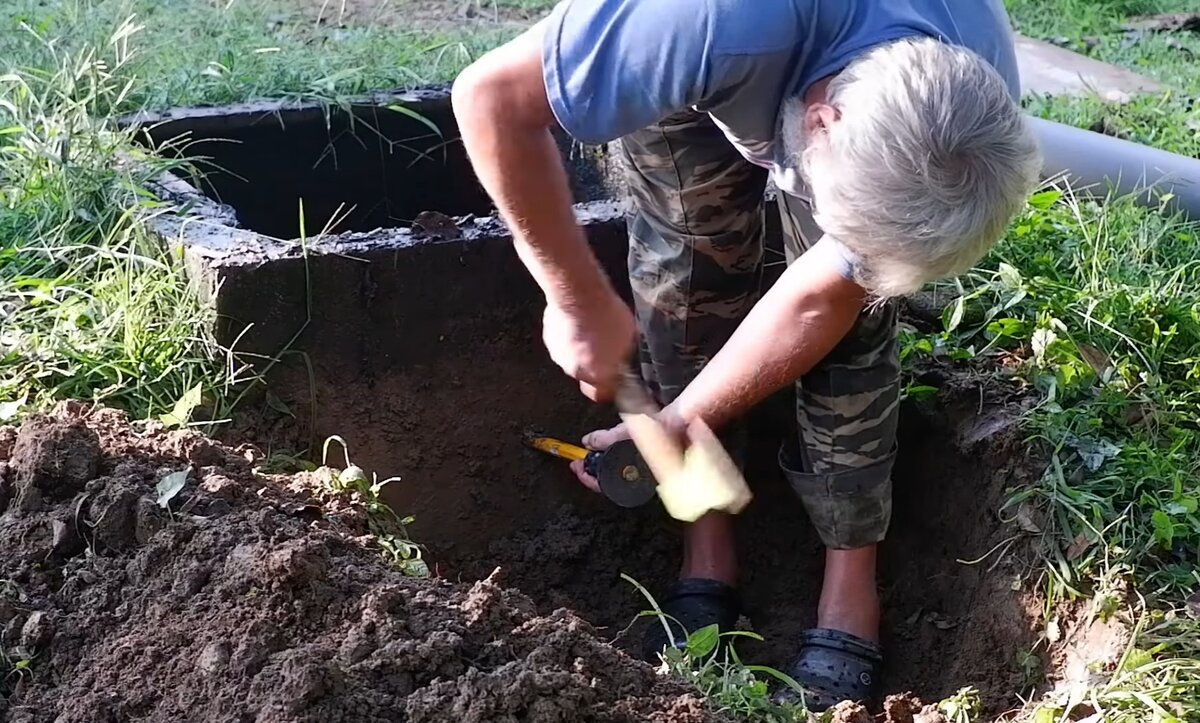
[{"xmin": 803, "ymin": 102, "xmax": 839, "ymax": 137}]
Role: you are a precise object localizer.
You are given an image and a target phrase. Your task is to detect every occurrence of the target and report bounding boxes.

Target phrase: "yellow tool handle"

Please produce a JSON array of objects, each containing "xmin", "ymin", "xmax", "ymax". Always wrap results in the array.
[{"xmin": 525, "ymin": 436, "xmax": 590, "ymax": 462}]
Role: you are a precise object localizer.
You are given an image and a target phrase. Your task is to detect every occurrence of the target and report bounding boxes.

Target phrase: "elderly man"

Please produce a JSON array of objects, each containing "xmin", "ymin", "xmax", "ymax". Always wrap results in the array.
[{"xmin": 452, "ymin": 0, "xmax": 1040, "ymax": 709}]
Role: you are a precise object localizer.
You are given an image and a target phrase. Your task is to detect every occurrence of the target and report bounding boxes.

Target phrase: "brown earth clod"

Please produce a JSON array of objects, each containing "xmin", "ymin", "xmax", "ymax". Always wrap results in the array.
[{"xmin": 0, "ymin": 404, "xmax": 728, "ymax": 723}]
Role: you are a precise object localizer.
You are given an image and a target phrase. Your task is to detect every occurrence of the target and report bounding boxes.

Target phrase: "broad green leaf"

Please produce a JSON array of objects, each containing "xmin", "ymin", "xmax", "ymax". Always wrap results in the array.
[
  {"xmin": 159, "ymin": 383, "xmax": 203, "ymax": 428},
  {"xmin": 986, "ymin": 318, "xmax": 1024, "ymax": 340},
  {"xmin": 1123, "ymin": 646, "xmax": 1155, "ymax": 672},
  {"xmin": 686, "ymin": 624, "xmax": 720, "ymax": 659},
  {"xmin": 1031, "ymin": 706, "xmax": 1062, "ymax": 723},
  {"xmin": 1027, "ymin": 189, "xmax": 1062, "ymax": 210},
  {"xmin": 1166, "ymin": 497, "xmax": 1197, "ymax": 515},
  {"xmin": 1152, "ymin": 510, "xmax": 1174, "ymax": 548},
  {"xmin": 156, "ymin": 468, "xmax": 191, "ymax": 509},
  {"xmin": 904, "ymin": 384, "xmax": 939, "ymax": 401}
]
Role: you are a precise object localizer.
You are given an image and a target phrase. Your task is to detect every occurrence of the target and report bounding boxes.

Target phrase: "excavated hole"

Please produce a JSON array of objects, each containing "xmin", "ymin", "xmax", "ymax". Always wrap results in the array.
[
  {"xmin": 446, "ymin": 385, "xmax": 1045, "ymax": 712},
  {"xmin": 134, "ymin": 94, "xmax": 1046, "ymax": 714},
  {"xmin": 130, "ymin": 90, "xmax": 618, "ymax": 240}
]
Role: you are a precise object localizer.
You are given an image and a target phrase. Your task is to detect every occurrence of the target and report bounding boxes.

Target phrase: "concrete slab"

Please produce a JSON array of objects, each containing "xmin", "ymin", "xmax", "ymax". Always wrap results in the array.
[{"xmin": 1015, "ymin": 35, "xmax": 1162, "ymax": 102}]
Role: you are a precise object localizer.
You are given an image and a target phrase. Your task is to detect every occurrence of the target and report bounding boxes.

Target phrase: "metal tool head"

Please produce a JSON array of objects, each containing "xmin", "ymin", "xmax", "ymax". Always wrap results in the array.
[{"xmin": 593, "ymin": 438, "xmax": 658, "ymax": 508}]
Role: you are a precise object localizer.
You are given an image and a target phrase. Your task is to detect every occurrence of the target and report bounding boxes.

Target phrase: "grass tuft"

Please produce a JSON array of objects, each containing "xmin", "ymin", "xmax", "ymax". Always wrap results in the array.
[
  {"xmin": 1, "ymin": 0, "xmax": 534, "ymax": 113},
  {"xmin": 909, "ymin": 181, "xmax": 1200, "ymax": 720},
  {"xmin": 0, "ymin": 19, "xmax": 244, "ymax": 426}
]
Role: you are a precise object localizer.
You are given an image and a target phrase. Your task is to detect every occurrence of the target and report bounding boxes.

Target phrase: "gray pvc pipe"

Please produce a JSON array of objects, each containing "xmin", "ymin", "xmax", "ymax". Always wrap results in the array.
[{"xmin": 1028, "ymin": 116, "xmax": 1200, "ymax": 219}]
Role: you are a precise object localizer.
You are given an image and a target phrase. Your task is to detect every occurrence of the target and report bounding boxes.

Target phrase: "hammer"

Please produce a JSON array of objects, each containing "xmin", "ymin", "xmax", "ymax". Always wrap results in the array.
[
  {"xmin": 613, "ymin": 368, "xmax": 753, "ymax": 522},
  {"xmin": 526, "ymin": 368, "xmax": 753, "ymax": 522},
  {"xmin": 523, "ymin": 432, "xmax": 658, "ymax": 508}
]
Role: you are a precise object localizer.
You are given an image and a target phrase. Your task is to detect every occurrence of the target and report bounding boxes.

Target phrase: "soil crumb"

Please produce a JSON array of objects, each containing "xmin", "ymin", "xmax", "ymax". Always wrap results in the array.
[
  {"xmin": 880, "ymin": 693, "xmax": 950, "ymax": 723},
  {"xmin": 0, "ymin": 402, "xmax": 722, "ymax": 723}
]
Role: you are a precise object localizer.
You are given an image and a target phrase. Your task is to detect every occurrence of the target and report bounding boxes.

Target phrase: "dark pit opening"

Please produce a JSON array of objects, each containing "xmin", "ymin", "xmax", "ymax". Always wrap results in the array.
[{"xmin": 130, "ymin": 89, "xmax": 619, "ymax": 240}]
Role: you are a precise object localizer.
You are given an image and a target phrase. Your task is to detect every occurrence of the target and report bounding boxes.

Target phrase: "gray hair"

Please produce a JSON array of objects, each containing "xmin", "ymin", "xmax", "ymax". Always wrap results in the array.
[{"xmin": 787, "ymin": 37, "xmax": 1042, "ymax": 298}]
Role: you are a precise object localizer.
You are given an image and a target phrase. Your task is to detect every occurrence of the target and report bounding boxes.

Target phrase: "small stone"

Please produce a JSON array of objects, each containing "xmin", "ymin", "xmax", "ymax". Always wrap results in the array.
[
  {"xmin": 2, "ymin": 614, "xmax": 26, "ymax": 646},
  {"xmin": 197, "ymin": 641, "xmax": 231, "ymax": 675},
  {"xmin": 200, "ymin": 472, "xmax": 238, "ymax": 499},
  {"xmin": 50, "ymin": 517, "xmax": 83, "ymax": 557},
  {"xmin": 828, "ymin": 700, "xmax": 872, "ymax": 723},
  {"xmin": 21, "ymin": 611, "xmax": 53, "ymax": 650},
  {"xmin": 134, "ymin": 497, "xmax": 167, "ymax": 544}
]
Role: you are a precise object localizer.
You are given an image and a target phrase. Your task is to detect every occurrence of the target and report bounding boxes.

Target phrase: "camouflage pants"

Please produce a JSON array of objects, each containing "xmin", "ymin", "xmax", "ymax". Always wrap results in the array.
[{"xmin": 618, "ymin": 109, "xmax": 900, "ymax": 550}]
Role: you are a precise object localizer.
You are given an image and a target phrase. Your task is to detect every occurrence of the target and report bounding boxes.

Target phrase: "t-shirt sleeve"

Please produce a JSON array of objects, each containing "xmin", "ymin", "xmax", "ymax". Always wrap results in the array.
[{"xmin": 541, "ymin": 0, "xmax": 715, "ymax": 144}]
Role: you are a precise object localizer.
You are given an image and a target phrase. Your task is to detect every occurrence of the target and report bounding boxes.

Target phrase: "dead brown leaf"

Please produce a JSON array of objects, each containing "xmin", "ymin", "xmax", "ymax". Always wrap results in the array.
[
  {"xmin": 1124, "ymin": 400, "xmax": 1154, "ymax": 426},
  {"xmin": 1066, "ymin": 531, "xmax": 1095, "ymax": 561},
  {"xmin": 412, "ymin": 210, "xmax": 462, "ymax": 240},
  {"xmin": 1076, "ymin": 342, "xmax": 1114, "ymax": 377},
  {"xmin": 1015, "ymin": 501, "xmax": 1043, "ymax": 534}
]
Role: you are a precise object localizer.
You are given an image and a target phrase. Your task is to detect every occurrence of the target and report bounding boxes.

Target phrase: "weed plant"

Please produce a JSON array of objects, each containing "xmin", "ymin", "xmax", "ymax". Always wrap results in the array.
[
  {"xmin": 0, "ymin": 21, "xmax": 242, "ymax": 427},
  {"xmin": 909, "ymin": 185, "xmax": 1200, "ymax": 721},
  {"xmin": 319, "ymin": 436, "xmax": 428, "ymax": 578}
]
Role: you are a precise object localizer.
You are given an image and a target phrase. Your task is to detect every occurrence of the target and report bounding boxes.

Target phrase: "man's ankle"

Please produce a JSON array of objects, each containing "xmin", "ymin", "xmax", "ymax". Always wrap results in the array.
[
  {"xmin": 680, "ymin": 512, "xmax": 738, "ymax": 585},
  {"xmin": 816, "ymin": 545, "xmax": 880, "ymax": 642}
]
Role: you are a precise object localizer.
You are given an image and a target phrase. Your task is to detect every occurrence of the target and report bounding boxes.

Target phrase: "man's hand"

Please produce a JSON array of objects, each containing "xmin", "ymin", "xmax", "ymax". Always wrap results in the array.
[
  {"xmin": 568, "ymin": 413, "xmax": 691, "ymax": 491},
  {"xmin": 543, "ymin": 293, "xmax": 637, "ymax": 401},
  {"xmin": 568, "ymin": 423, "xmax": 629, "ymax": 493}
]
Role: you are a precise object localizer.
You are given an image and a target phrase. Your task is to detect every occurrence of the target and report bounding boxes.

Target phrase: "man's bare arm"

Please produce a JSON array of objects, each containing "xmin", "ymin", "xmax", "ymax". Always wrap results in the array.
[
  {"xmin": 452, "ymin": 23, "xmax": 634, "ymax": 395},
  {"xmin": 666, "ymin": 259, "xmax": 866, "ymax": 429}
]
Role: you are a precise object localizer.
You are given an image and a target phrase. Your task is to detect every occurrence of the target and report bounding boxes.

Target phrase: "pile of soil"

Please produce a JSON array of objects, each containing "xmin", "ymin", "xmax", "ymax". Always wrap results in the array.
[{"xmin": 0, "ymin": 402, "xmax": 717, "ymax": 723}]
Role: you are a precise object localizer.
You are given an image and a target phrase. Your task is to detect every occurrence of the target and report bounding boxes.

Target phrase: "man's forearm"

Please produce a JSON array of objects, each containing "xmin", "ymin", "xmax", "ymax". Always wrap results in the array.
[
  {"xmin": 452, "ymin": 26, "xmax": 617, "ymax": 312},
  {"xmin": 666, "ymin": 260, "xmax": 865, "ymax": 429}
]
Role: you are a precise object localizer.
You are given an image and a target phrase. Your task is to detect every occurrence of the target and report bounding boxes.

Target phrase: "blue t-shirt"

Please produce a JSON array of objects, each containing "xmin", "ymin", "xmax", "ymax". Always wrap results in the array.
[{"xmin": 540, "ymin": 0, "xmax": 1022, "ymax": 279}]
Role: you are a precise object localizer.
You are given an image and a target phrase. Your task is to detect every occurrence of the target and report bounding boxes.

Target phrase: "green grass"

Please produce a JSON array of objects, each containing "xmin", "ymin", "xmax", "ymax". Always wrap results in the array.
[
  {"xmin": 1006, "ymin": 0, "xmax": 1200, "ymax": 158},
  {"xmin": 317, "ymin": 435, "xmax": 428, "ymax": 577},
  {"xmin": 0, "ymin": 22, "xmax": 245, "ymax": 425},
  {"xmin": 0, "ymin": 0, "xmax": 540, "ymax": 422},
  {"xmin": 0, "ymin": 0, "xmax": 532, "ymax": 113},
  {"xmin": 909, "ymin": 185, "xmax": 1200, "ymax": 721}
]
